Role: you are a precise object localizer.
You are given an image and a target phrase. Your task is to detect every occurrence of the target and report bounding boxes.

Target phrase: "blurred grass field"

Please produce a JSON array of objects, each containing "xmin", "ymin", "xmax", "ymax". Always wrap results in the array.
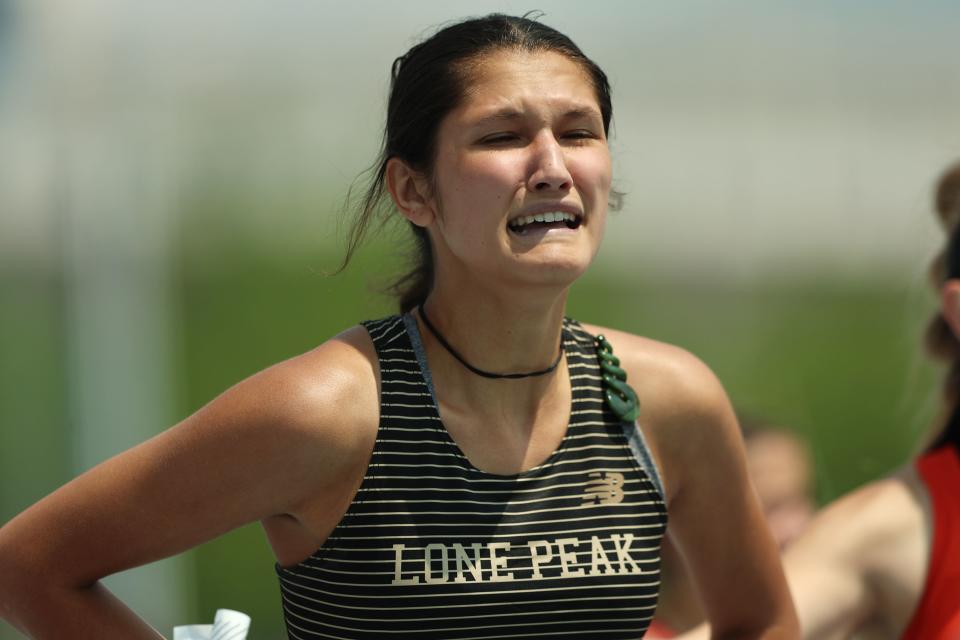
[{"xmin": 0, "ymin": 238, "xmax": 941, "ymax": 639}]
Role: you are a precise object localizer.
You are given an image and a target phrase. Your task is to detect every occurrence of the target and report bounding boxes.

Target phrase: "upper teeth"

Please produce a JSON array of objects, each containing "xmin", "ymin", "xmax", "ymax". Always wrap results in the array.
[{"xmin": 509, "ymin": 211, "xmax": 578, "ymax": 228}]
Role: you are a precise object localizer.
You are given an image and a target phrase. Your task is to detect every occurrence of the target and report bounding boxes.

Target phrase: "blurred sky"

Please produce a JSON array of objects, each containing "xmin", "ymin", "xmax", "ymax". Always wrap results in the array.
[{"xmin": 1, "ymin": 0, "xmax": 960, "ymax": 281}]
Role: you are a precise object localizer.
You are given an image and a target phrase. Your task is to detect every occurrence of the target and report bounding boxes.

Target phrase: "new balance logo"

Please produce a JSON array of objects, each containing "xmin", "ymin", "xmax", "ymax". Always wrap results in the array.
[{"xmin": 582, "ymin": 471, "xmax": 625, "ymax": 505}]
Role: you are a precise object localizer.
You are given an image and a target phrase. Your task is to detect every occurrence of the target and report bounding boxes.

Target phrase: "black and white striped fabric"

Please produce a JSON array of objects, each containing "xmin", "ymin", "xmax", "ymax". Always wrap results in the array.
[{"xmin": 276, "ymin": 314, "xmax": 667, "ymax": 639}]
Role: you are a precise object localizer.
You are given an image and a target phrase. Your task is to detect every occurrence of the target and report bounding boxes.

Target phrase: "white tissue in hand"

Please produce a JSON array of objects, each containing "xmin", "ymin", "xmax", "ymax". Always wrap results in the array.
[{"xmin": 173, "ymin": 609, "xmax": 251, "ymax": 640}]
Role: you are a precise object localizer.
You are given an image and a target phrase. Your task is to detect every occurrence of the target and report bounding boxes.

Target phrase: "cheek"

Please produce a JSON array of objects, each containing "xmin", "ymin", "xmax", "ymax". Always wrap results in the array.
[
  {"xmin": 593, "ymin": 153, "xmax": 614, "ymax": 193},
  {"xmin": 463, "ymin": 154, "xmax": 523, "ymax": 189},
  {"xmin": 571, "ymin": 151, "xmax": 612, "ymax": 196},
  {"xmin": 439, "ymin": 156, "xmax": 520, "ymax": 207}
]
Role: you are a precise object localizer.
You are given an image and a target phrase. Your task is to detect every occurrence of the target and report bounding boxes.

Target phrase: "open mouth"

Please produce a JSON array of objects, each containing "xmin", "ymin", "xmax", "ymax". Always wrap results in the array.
[{"xmin": 507, "ymin": 211, "xmax": 582, "ymax": 235}]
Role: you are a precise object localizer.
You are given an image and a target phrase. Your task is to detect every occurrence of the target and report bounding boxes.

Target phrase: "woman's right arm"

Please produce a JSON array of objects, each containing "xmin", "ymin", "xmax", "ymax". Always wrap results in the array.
[{"xmin": 0, "ymin": 327, "xmax": 380, "ymax": 639}]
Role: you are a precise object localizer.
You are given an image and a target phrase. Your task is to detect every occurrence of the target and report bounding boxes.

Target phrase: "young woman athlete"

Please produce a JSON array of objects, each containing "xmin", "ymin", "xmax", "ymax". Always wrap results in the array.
[{"xmin": 0, "ymin": 14, "xmax": 798, "ymax": 639}]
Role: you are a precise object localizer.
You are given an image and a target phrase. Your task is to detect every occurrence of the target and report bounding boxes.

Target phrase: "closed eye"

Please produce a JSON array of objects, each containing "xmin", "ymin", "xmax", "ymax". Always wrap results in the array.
[
  {"xmin": 478, "ymin": 132, "xmax": 522, "ymax": 145},
  {"xmin": 562, "ymin": 129, "xmax": 601, "ymax": 143}
]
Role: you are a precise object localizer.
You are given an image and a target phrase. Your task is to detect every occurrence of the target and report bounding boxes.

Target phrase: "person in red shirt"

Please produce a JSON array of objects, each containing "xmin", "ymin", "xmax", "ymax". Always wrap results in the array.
[
  {"xmin": 679, "ymin": 161, "xmax": 960, "ymax": 640},
  {"xmin": 780, "ymin": 161, "xmax": 960, "ymax": 640}
]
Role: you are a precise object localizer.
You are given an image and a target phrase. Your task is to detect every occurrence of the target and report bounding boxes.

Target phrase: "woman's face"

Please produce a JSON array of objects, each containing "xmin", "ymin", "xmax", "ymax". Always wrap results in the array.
[{"xmin": 425, "ymin": 49, "xmax": 612, "ymax": 292}]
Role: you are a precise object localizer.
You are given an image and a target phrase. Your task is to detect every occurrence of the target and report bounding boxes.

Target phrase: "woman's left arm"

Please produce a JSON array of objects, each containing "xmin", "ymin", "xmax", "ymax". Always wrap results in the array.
[{"xmin": 589, "ymin": 328, "xmax": 799, "ymax": 639}]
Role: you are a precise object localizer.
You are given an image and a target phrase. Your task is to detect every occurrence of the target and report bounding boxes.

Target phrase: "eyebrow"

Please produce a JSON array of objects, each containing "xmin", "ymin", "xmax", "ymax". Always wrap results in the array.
[{"xmin": 470, "ymin": 106, "xmax": 602, "ymax": 128}]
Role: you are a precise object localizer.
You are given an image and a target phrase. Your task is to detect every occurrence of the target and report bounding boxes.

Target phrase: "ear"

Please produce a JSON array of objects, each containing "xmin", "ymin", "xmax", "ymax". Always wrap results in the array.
[
  {"xmin": 941, "ymin": 279, "xmax": 960, "ymax": 339},
  {"xmin": 385, "ymin": 157, "xmax": 435, "ymax": 228}
]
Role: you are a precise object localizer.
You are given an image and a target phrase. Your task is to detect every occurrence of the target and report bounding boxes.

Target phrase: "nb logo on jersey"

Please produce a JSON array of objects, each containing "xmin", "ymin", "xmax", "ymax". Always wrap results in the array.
[{"xmin": 582, "ymin": 471, "xmax": 625, "ymax": 505}]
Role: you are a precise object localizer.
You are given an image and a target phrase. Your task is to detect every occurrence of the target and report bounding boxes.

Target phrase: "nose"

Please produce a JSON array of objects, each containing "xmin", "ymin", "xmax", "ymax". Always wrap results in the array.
[{"xmin": 527, "ymin": 133, "xmax": 572, "ymax": 193}]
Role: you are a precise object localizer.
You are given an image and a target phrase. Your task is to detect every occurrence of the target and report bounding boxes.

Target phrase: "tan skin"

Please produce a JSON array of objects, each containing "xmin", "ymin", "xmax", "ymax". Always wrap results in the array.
[
  {"xmin": 652, "ymin": 429, "xmax": 816, "ymax": 636},
  {"xmin": 676, "ymin": 282, "xmax": 960, "ymax": 640},
  {"xmin": 647, "ymin": 426, "xmax": 815, "ymax": 638},
  {"xmin": 0, "ymin": 49, "xmax": 797, "ymax": 639}
]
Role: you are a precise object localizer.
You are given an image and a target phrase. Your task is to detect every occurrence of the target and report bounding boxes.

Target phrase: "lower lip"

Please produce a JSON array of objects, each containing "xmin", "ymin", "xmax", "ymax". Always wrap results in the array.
[{"xmin": 508, "ymin": 221, "xmax": 582, "ymax": 240}]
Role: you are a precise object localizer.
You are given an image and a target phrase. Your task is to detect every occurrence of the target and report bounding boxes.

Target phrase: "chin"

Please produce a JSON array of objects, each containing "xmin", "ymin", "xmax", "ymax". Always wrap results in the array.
[{"xmin": 515, "ymin": 256, "xmax": 594, "ymax": 289}]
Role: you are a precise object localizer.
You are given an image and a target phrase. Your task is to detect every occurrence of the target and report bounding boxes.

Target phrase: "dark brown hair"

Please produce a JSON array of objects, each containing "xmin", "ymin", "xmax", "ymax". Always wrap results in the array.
[
  {"xmin": 924, "ymin": 160, "xmax": 960, "ymax": 452},
  {"xmin": 339, "ymin": 13, "xmax": 614, "ymax": 312}
]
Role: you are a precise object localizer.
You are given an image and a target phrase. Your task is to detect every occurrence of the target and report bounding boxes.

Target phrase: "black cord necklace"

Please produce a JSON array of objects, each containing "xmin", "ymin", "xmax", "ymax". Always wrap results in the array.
[{"xmin": 417, "ymin": 304, "xmax": 564, "ymax": 380}]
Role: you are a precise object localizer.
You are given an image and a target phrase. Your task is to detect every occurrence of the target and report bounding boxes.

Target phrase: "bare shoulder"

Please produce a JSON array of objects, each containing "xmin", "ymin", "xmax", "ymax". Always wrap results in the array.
[
  {"xmin": 579, "ymin": 324, "xmax": 737, "ymax": 501},
  {"xmin": 577, "ymin": 324, "xmax": 725, "ymax": 413},
  {"xmin": 256, "ymin": 324, "xmax": 381, "ymax": 443},
  {"xmin": 834, "ymin": 468, "xmax": 928, "ymax": 584},
  {"xmin": 203, "ymin": 323, "xmax": 381, "ymax": 503},
  {"xmin": 97, "ymin": 321, "xmax": 384, "ymax": 513},
  {"xmin": 793, "ymin": 470, "xmax": 926, "ymax": 561}
]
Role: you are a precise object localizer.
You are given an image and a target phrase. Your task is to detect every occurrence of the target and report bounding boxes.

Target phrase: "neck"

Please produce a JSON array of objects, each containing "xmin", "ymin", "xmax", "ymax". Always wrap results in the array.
[
  {"xmin": 419, "ymin": 305, "xmax": 564, "ymax": 380},
  {"xmin": 420, "ymin": 286, "xmax": 569, "ymax": 379},
  {"xmin": 415, "ymin": 282, "xmax": 571, "ymax": 421}
]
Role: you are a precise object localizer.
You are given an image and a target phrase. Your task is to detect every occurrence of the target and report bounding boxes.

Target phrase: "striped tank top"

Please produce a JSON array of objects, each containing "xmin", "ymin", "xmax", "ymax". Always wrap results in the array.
[{"xmin": 276, "ymin": 314, "xmax": 668, "ymax": 639}]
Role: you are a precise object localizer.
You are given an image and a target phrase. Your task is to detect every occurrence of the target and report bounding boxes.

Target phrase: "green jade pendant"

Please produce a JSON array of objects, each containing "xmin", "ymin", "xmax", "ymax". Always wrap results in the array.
[{"xmin": 595, "ymin": 334, "xmax": 640, "ymax": 422}]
